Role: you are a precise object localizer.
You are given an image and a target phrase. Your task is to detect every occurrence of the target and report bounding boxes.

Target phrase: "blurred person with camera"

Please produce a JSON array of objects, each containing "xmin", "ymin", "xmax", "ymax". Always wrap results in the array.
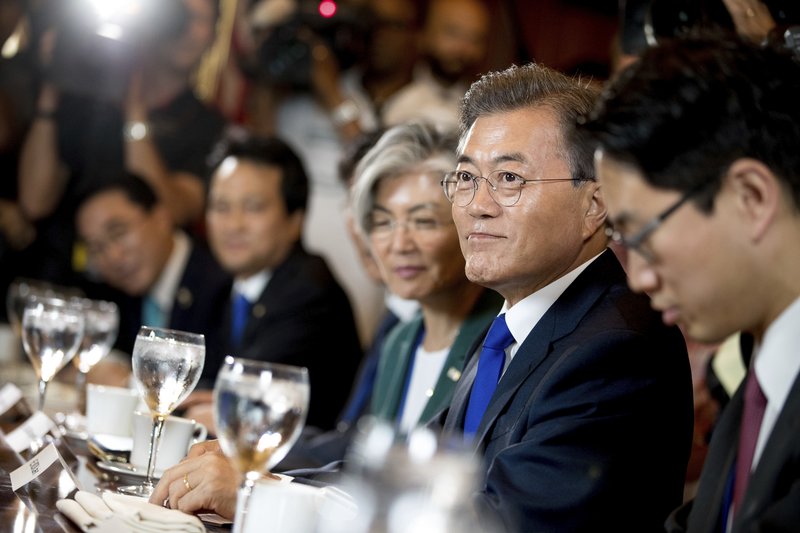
[
  {"xmin": 383, "ymin": 0, "xmax": 490, "ymax": 129},
  {"xmin": 17, "ymin": 0, "xmax": 226, "ymax": 286},
  {"xmin": 614, "ymin": 0, "xmax": 799, "ymax": 73},
  {"xmin": 232, "ymin": 0, "xmax": 425, "ymax": 349}
]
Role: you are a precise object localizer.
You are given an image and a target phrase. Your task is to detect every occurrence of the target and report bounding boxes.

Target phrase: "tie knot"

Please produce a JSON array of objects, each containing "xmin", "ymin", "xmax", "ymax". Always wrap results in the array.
[{"xmin": 484, "ymin": 314, "xmax": 514, "ymax": 351}]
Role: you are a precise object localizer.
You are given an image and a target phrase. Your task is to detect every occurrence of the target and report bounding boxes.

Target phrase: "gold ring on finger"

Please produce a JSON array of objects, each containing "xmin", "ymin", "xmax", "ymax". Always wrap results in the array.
[{"xmin": 183, "ymin": 473, "xmax": 193, "ymax": 492}]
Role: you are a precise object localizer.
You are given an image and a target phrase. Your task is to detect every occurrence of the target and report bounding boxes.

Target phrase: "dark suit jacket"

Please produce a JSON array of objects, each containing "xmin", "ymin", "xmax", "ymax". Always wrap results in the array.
[
  {"xmin": 203, "ymin": 244, "xmax": 363, "ymax": 431},
  {"xmin": 667, "ymin": 337, "xmax": 800, "ymax": 533},
  {"xmin": 442, "ymin": 250, "xmax": 693, "ymax": 532},
  {"xmin": 84, "ymin": 240, "xmax": 231, "ymax": 357}
]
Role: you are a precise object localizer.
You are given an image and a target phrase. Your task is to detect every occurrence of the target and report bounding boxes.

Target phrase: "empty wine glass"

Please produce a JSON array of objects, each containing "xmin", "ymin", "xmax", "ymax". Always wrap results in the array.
[
  {"xmin": 213, "ymin": 357, "xmax": 309, "ymax": 533},
  {"xmin": 119, "ymin": 326, "xmax": 205, "ymax": 497},
  {"xmin": 66, "ymin": 298, "xmax": 119, "ymax": 430},
  {"xmin": 21, "ymin": 296, "xmax": 85, "ymax": 412}
]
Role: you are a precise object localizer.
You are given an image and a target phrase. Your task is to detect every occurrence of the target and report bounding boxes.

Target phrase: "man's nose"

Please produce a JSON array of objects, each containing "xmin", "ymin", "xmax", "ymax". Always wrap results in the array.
[{"xmin": 626, "ymin": 250, "xmax": 659, "ymax": 295}]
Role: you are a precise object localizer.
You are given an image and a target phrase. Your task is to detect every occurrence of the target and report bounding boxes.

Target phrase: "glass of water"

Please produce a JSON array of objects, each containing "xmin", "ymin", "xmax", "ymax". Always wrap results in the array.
[
  {"xmin": 213, "ymin": 356, "xmax": 309, "ymax": 533},
  {"xmin": 21, "ymin": 296, "xmax": 85, "ymax": 412},
  {"xmin": 63, "ymin": 298, "xmax": 119, "ymax": 432},
  {"xmin": 119, "ymin": 326, "xmax": 205, "ymax": 497}
]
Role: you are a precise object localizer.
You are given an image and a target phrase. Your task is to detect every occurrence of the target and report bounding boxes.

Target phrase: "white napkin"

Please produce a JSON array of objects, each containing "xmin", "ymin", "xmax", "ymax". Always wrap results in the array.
[{"xmin": 56, "ymin": 490, "xmax": 205, "ymax": 533}]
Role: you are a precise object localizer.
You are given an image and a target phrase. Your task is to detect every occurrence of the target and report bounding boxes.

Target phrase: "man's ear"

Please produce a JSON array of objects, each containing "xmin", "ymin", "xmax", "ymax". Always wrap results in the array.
[
  {"xmin": 288, "ymin": 209, "xmax": 305, "ymax": 243},
  {"xmin": 582, "ymin": 181, "xmax": 607, "ymax": 240},
  {"xmin": 725, "ymin": 158, "xmax": 780, "ymax": 242}
]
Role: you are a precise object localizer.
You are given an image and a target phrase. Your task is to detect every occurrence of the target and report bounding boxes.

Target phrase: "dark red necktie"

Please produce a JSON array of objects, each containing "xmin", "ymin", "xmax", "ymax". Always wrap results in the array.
[{"xmin": 732, "ymin": 370, "xmax": 768, "ymax": 511}]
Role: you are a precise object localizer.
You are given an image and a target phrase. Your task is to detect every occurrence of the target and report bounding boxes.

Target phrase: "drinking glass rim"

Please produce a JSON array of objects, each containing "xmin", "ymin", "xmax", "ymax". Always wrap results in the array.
[
  {"xmin": 137, "ymin": 326, "xmax": 205, "ymax": 343},
  {"xmin": 219, "ymin": 355, "xmax": 309, "ymax": 377}
]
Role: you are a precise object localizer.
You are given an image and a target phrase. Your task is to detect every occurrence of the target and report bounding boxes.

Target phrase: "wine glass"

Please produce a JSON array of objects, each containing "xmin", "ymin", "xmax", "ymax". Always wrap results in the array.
[
  {"xmin": 213, "ymin": 357, "xmax": 310, "ymax": 533},
  {"xmin": 21, "ymin": 296, "xmax": 85, "ymax": 412},
  {"xmin": 66, "ymin": 298, "xmax": 120, "ymax": 429},
  {"xmin": 7, "ymin": 279, "xmax": 83, "ymax": 338},
  {"xmin": 119, "ymin": 326, "xmax": 205, "ymax": 497}
]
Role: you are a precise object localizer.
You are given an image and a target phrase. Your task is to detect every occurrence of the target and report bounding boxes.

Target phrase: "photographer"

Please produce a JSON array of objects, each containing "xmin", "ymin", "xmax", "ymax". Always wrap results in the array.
[
  {"xmin": 17, "ymin": 0, "xmax": 225, "ymax": 284},
  {"xmin": 616, "ymin": 0, "xmax": 798, "ymax": 72}
]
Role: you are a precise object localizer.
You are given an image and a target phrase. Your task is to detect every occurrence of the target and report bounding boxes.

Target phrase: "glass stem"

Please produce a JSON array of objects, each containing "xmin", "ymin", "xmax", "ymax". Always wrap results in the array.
[
  {"xmin": 233, "ymin": 476, "xmax": 258, "ymax": 533},
  {"xmin": 75, "ymin": 370, "xmax": 88, "ymax": 415},
  {"xmin": 144, "ymin": 415, "xmax": 166, "ymax": 490},
  {"xmin": 37, "ymin": 379, "xmax": 47, "ymax": 412}
]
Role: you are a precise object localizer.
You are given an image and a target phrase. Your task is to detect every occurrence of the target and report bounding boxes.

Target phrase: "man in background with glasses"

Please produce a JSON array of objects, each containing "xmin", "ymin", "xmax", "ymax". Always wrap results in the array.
[
  {"xmin": 582, "ymin": 36, "xmax": 800, "ymax": 533},
  {"xmin": 439, "ymin": 63, "xmax": 693, "ymax": 531}
]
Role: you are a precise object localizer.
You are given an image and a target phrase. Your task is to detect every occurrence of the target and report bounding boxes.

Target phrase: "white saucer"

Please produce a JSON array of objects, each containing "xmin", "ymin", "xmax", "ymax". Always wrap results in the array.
[{"xmin": 95, "ymin": 460, "xmax": 163, "ymax": 480}]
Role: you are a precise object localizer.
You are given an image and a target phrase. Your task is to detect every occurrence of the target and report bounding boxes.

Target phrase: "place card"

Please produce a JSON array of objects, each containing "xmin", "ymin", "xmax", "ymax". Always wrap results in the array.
[
  {"xmin": 10, "ymin": 441, "xmax": 83, "ymax": 518},
  {"xmin": 10, "ymin": 442, "xmax": 61, "ymax": 491},
  {"xmin": 5, "ymin": 411, "xmax": 55, "ymax": 453},
  {"xmin": 0, "ymin": 383, "xmax": 23, "ymax": 416}
]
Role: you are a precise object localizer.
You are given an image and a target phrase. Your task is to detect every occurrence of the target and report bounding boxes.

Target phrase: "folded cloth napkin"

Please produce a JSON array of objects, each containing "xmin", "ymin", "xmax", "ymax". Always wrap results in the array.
[{"xmin": 56, "ymin": 490, "xmax": 204, "ymax": 533}]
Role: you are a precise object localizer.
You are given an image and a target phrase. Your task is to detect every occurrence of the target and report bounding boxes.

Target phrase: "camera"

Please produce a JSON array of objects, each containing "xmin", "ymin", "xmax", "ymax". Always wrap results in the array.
[
  {"xmin": 620, "ymin": 0, "xmax": 800, "ymax": 54},
  {"xmin": 44, "ymin": 0, "xmax": 189, "ymax": 102},
  {"xmin": 242, "ymin": 0, "xmax": 369, "ymax": 90}
]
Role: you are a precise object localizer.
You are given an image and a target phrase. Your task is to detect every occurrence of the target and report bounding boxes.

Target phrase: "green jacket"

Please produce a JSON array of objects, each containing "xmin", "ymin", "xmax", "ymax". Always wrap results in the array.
[{"xmin": 370, "ymin": 289, "xmax": 503, "ymax": 427}]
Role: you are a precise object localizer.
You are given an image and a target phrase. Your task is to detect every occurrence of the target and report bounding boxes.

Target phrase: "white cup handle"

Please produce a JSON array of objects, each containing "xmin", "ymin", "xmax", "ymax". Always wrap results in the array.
[{"xmin": 192, "ymin": 422, "xmax": 208, "ymax": 443}]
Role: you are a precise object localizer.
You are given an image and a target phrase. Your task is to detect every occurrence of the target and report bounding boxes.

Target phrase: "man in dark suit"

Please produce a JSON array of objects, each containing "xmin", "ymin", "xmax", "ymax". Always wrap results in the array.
[
  {"xmin": 75, "ymin": 175, "xmax": 230, "ymax": 356},
  {"xmin": 196, "ymin": 134, "xmax": 362, "ymax": 431},
  {"xmin": 582, "ymin": 36, "xmax": 800, "ymax": 533},
  {"xmin": 440, "ymin": 63, "xmax": 693, "ymax": 531}
]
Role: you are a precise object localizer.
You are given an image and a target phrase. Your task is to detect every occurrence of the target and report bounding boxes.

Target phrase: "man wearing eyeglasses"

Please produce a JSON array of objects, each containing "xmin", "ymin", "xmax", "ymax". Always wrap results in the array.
[
  {"xmin": 439, "ymin": 63, "xmax": 693, "ymax": 531},
  {"xmin": 582, "ymin": 36, "xmax": 800, "ymax": 533}
]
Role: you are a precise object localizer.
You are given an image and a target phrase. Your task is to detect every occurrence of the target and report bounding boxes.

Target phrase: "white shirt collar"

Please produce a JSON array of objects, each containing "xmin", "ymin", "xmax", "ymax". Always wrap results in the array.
[
  {"xmin": 148, "ymin": 231, "xmax": 191, "ymax": 315},
  {"xmin": 502, "ymin": 252, "xmax": 603, "ymax": 364},
  {"xmin": 233, "ymin": 270, "xmax": 272, "ymax": 302},
  {"xmin": 753, "ymin": 295, "xmax": 800, "ymax": 456}
]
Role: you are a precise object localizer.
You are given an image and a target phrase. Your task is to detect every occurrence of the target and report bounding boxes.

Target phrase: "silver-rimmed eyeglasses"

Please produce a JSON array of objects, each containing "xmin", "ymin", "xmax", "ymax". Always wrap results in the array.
[
  {"xmin": 606, "ymin": 181, "xmax": 708, "ymax": 262},
  {"xmin": 441, "ymin": 170, "xmax": 593, "ymax": 207},
  {"xmin": 368, "ymin": 213, "xmax": 453, "ymax": 240}
]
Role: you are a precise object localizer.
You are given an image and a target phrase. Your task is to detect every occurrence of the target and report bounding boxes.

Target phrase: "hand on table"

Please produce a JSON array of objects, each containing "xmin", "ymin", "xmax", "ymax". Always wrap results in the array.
[{"xmin": 149, "ymin": 440, "xmax": 240, "ymax": 520}]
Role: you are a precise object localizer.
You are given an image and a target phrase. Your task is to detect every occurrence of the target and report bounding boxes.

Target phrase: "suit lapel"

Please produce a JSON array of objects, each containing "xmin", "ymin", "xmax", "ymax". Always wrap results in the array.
[
  {"xmin": 473, "ymin": 250, "xmax": 624, "ymax": 445},
  {"xmin": 689, "ymin": 382, "xmax": 744, "ymax": 533},
  {"xmin": 443, "ymin": 347, "xmax": 481, "ymax": 435},
  {"xmin": 421, "ymin": 290, "xmax": 501, "ymax": 425},
  {"xmin": 374, "ymin": 319, "xmax": 421, "ymax": 421}
]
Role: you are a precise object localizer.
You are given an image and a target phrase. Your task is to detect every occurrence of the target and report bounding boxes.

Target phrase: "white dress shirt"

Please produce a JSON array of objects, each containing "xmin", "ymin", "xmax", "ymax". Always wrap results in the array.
[
  {"xmin": 751, "ymin": 295, "xmax": 800, "ymax": 469},
  {"xmin": 147, "ymin": 231, "xmax": 191, "ymax": 318},
  {"xmin": 500, "ymin": 253, "xmax": 603, "ymax": 372}
]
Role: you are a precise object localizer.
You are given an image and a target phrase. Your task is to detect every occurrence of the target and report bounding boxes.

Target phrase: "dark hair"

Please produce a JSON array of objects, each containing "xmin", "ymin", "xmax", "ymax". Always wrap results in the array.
[
  {"xmin": 338, "ymin": 128, "xmax": 388, "ymax": 187},
  {"xmin": 77, "ymin": 172, "xmax": 159, "ymax": 213},
  {"xmin": 209, "ymin": 132, "xmax": 309, "ymax": 215},
  {"xmin": 580, "ymin": 35, "xmax": 800, "ymax": 213},
  {"xmin": 459, "ymin": 63, "xmax": 600, "ymax": 184}
]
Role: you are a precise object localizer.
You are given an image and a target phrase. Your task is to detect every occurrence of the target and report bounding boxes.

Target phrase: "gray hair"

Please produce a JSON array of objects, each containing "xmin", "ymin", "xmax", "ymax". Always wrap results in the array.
[
  {"xmin": 351, "ymin": 122, "xmax": 459, "ymax": 235},
  {"xmin": 459, "ymin": 63, "xmax": 599, "ymax": 183}
]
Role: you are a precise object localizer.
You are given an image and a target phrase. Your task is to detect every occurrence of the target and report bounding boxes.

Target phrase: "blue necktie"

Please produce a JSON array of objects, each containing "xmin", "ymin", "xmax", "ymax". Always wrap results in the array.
[
  {"xmin": 464, "ymin": 314, "xmax": 514, "ymax": 436},
  {"xmin": 230, "ymin": 292, "xmax": 252, "ymax": 346},
  {"xmin": 142, "ymin": 296, "xmax": 166, "ymax": 328}
]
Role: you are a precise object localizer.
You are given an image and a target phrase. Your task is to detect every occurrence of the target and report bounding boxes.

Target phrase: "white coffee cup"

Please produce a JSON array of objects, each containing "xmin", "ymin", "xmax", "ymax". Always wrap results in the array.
[
  {"xmin": 86, "ymin": 384, "xmax": 140, "ymax": 438},
  {"xmin": 130, "ymin": 411, "xmax": 207, "ymax": 473},
  {"xmin": 242, "ymin": 481, "xmax": 322, "ymax": 533}
]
